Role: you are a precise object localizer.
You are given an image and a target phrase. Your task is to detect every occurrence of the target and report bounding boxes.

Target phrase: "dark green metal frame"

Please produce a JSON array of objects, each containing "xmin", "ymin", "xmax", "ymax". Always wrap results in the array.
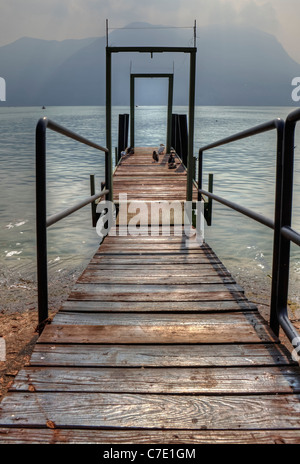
[
  {"xmin": 130, "ymin": 73, "xmax": 173, "ymax": 152},
  {"xmin": 106, "ymin": 46, "xmax": 197, "ymax": 201}
]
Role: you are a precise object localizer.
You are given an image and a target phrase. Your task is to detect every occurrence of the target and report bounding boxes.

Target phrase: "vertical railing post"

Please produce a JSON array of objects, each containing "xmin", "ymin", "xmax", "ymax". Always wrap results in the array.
[
  {"xmin": 90, "ymin": 174, "xmax": 97, "ymax": 227},
  {"xmin": 186, "ymin": 48, "xmax": 196, "ymax": 202},
  {"xmin": 36, "ymin": 118, "xmax": 48, "ymax": 331},
  {"xmin": 130, "ymin": 75, "xmax": 135, "ymax": 148},
  {"xmin": 106, "ymin": 47, "xmax": 112, "ymax": 179},
  {"xmin": 115, "ymin": 147, "xmax": 118, "ymax": 168},
  {"xmin": 105, "ymin": 151, "xmax": 109, "ymax": 201},
  {"xmin": 275, "ymin": 113, "xmax": 297, "ymax": 337},
  {"xmin": 207, "ymin": 173, "xmax": 213, "ymax": 226},
  {"xmin": 167, "ymin": 75, "xmax": 174, "ymax": 153},
  {"xmin": 104, "ymin": 149, "xmax": 113, "ymax": 204},
  {"xmin": 198, "ymin": 150, "xmax": 203, "ymax": 202},
  {"xmin": 269, "ymin": 119, "xmax": 284, "ymax": 335},
  {"xmin": 106, "ymin": 47, "xmax": 113, "ymax": 204}
]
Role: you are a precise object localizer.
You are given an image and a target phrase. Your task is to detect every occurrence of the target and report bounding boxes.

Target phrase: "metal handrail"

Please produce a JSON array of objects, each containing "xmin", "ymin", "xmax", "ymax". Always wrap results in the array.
[
  {"xmin": 281, "ymin": 226, "xmax": 300, "ymax": 247},
  {"xmin": 197, "ymin": 117, "xmax": 295, "ymax": 344},
  {"xmin": 275, "ymin": 108, "xmax": 300, "ymax": 349},
  {"xmin": 36, "ymin": 117, "xmax": 111, "ymax": 332},
  {"xmin": 198, "ymin": 118, "xmax": 283, "ymax": 192},
  {"xmin": 46, "ymin": 190, "xmax": 108, "ymax": 227},
  {"xmin": 198, "ymin": 189, "xmax": 275, "ymax": 230}
]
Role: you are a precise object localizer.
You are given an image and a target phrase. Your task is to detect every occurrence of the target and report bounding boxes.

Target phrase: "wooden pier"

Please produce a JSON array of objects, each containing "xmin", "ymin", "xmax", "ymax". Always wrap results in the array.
[{"xmin": 1, "ymin": 147, "xmax": 300, "ymax": 444}]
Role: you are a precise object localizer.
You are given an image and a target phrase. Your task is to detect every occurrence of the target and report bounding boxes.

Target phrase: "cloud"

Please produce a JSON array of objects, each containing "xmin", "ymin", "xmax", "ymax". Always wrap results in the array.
[
  {"xmin": 0, "ymin": 0, "xmax": 298, "ymax": 62},
  {"xmin": 237, "ymin": 1, "xmax": 279, "ymax": 33}
]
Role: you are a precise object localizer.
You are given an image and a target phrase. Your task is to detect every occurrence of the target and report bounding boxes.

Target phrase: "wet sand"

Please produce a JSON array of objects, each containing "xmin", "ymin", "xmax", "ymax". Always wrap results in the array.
[{"xmin": 0, "ymin": 266, "xmax": 85, "ymax": 401}]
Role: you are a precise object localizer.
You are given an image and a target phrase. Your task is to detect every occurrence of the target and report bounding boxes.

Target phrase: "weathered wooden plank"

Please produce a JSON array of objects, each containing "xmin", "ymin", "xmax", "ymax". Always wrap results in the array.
[
  {"xmin": 113, "ymin": 181, "xmax": 189, "ymax": 186},
  {"xmin": 106, "ymin": 226, "xmax": 197, "ymax": 237},
  {"xmin": 114, "ymin": 189, "xmax": 195, "ymax": 195},
  {"xmin": 97, "ymin": 239, "xmax": 212, "ymax": 250},
  {"xmin": 70, "ymin": 282, "xmax": 243, "ymax": 294},
  {"xmin": 30, "ymin": 343, "xmax": 294, "ymax": 367},
  {"xmin": 82, "ymin": 265, "xmax": 231, "ymax": 277},
  {"xmin": 113, "ymin": 188, "xmax": 191, "ymax": 193},
  {"xmin": 86, "ymin": 264, "xmax": 228, "ymax": 273},
  {"xmin": 113, "ymin": 177, "xmax": 188, "ymax": 183},
  {"xmin": 114, "ymin": 196, "xmax": 199, "ymax": 202},
  {"xmin": 114, "ymin": 191, "xmax": 195, "ymax": 195},
  {"xmin": 60, "ymin": 299, "xmax": 257, "ymax": 313},
  {"xmin": 101, "ymin": 239, "xmax": 207, "ymax": 247},
  {"xmin": 103, "ymin": 234, "xmax": 193, "ymax": 241},
  {"xmin": 1, "ymin": 392, "xmax": 300, "ymax": 430},
  {"xmin": 89, "ymin": 256, "xmax": 223, "ymax": 265},
  {"xmin": 95, "ymin": 249, "xmax": 214, "ymax": 255},
  {"xmin": 114, "ymin": 175, "xmax": 189, "ymax": 179},
  {"xmin": 38, "ymin": 320, "xmax": 276, "ymax": 345},
  {"xmin": 78, "ymin": 272, "xmax": 235, "ymax": 285},
  {"xmin": 114, "ymin": 187, "xmax": 198, "ymax": 192},
  {"xmin": 0, "ymin": 428, "xmax": 299, "ymax": 444},
  {"xmin": 68, "ymin": 283, "xmax": 246, "ymax": 302},
  {"xmin": 114, "ymin": 192, "xmax": 193, "ymax": 197},
  {"xmin": 114, "ymin": 173, "xmax": 188, "ymax": 178},
  {"xmin": 98, "ymin": 244, "xmax": 208, "ymax": 252},
  {"xmin": 114, "ymin": 191, "xmax": 197, "ymax": 197},
  {"xmin": 50, "ymin": 311, "xmax": 264, "ymax": 327},
  {"xmin": 114, "ymin": 188, "xmax": 190, "ymax": 194},
  {"xmin": 114, "ymin": 168, "xmax": 186, "ymax": 174},
  {"xmin": 68, "ymin": 290, "xmax": 246, "ymax": 302},
  {"xmin": 48, "ymin": 311, "xmax": 276, "ymax": 343},
  {"xmin": 11, "ymin": 366, "xmax": 300, "ymax": 394},
  {"xmin": 98, "ymin": 245, "xmax": 210, "ymax": 252}
]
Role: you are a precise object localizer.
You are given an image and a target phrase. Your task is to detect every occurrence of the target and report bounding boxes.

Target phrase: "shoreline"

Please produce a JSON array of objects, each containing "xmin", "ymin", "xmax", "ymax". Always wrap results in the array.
[{"xmin": 0, "ymin": 265, "xmax": 85, "ymax": 402}]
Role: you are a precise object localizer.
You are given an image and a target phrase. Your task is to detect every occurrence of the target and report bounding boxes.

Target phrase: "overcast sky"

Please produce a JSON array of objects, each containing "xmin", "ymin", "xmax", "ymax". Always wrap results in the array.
[{"xmin": 1, "ymin": 0, "xmax": 300, "ymax": 62}]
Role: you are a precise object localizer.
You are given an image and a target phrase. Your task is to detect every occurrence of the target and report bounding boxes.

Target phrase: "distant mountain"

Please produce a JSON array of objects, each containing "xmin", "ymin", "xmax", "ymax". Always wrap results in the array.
[
  {"xmin": 0, "ymin": 36, "xmax": 97, "ymax": 106},
  {"xmin": 197, "ymin": 24, "xmax": 300, "ymax": 106},
  {"xmin": 0, "ymin": 23, "xmax": 299, "ymax": 106}
]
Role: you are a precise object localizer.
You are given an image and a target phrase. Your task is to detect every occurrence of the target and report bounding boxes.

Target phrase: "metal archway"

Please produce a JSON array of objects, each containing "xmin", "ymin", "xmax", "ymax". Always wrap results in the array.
[
  {"xmin": 106, "ymin": 46, "xmax": 196, "ymax": 201},
  {"xmin": 130, "ymin": 73, "xmax": 173, "ymax": 152}
]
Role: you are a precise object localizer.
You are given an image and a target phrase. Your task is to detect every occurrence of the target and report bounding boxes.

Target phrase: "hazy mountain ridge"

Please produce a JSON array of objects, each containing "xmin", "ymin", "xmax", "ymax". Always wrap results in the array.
[{"xmin": 0, "ymin": 23, "xmax": 299, "ymax": 106}]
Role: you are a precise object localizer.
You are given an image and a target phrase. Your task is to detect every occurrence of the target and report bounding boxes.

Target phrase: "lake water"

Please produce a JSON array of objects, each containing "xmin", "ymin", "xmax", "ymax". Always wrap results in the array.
[{"xmin": 1, "ymin": 105, "xmax": 300, "ymax": 314}]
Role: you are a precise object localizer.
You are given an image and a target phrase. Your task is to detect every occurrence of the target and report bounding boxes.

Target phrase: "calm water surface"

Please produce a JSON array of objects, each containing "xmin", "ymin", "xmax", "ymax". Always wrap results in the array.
[{"xmin": 0, "ymin": 105, "xmax": 300, "ymax": 312}]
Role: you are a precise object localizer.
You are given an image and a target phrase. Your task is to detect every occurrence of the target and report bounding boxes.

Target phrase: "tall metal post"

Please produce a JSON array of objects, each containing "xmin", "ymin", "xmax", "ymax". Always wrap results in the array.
[
  {"xmin": 187, "ymin": 49, "xmax": 196, "ymax": 201},
  {"xmin": 105, "ymin": 48, "xmax": 113, "ymax": 202},
  {"xmin": 130, "ymin": 75, "xmax": 135, "ymax": 147},
  {"xmin": 90, "ymin": 174, "xmax": 97, "ymax": 227},
  {"xmin": 167, "ymin": 75, "xmax": 174, "ymax": 153},
  {"xmin": 197, "ymin": 150, "xmax": 203, "ymax": 202},
  {"xmin": 269, "ymin": 119, "xmax": 284, "ymax": 335},
  {"xmin": 275, "ymin": 115, "xmax": 296, "ymax": 338},
  {"xmin": 106, "ymin": 19, "xmax": 109, "ymax": 47},
  {"xmin": 130, "ymin": 73, "xmax": 173, "ymax": 151},
  {"xmin": 36, "ymin": 119, "xmax": 48, "ymax": 331}
]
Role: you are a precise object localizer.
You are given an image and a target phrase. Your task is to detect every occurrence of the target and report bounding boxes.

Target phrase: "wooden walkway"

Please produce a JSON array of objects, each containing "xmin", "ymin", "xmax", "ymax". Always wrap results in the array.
[{"xmin": 1, "ymin": 147, "xmax": 300, "ymax": 443}]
